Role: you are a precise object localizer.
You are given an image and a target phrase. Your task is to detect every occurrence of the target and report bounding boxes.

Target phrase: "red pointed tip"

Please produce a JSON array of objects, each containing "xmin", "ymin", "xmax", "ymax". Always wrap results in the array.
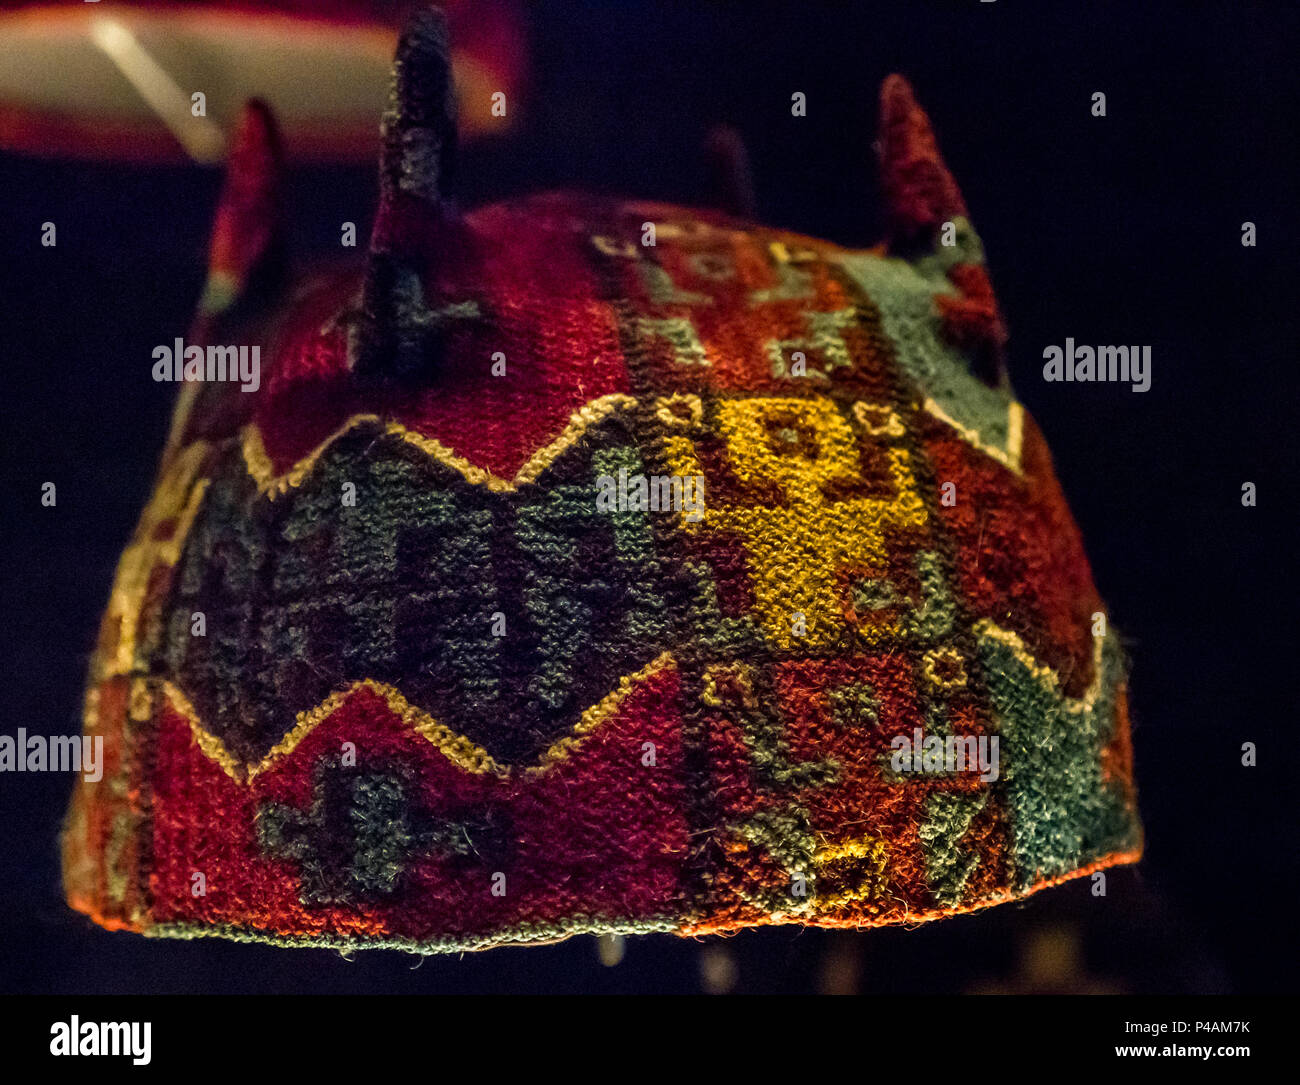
[
  {"xmin": 231, "ymin": 98, "xmax": 281, "ymax": 169},
  {"xmin": 878, "ymin": 74, "xmax": 967, "ymax": 245},
  {"xmin": 208, "ymin": 98, "xmax": 283, "ymax": 289},
  {"xmin": 879, "ymin": 73, "xmax": 917, "ymax": 115}
]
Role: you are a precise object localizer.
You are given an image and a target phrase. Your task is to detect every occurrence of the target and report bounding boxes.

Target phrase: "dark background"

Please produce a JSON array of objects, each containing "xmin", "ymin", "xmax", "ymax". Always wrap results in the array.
[{"xmin": 1, "ymin": 0, "xmax": 1295, "ymax": 993}]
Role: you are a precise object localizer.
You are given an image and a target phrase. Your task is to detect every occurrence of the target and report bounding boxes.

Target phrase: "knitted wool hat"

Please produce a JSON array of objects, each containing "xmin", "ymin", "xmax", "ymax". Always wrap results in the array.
[{"xmin": 63, "ymin": 9, "xmax": 1142, "ymax": 953}]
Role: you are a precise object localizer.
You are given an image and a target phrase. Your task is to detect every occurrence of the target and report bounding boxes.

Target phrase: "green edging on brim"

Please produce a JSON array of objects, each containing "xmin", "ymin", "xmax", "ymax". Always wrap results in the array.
[{"xmin": 144, "ymin": 913, "xmax": 684, "ymax": 955}]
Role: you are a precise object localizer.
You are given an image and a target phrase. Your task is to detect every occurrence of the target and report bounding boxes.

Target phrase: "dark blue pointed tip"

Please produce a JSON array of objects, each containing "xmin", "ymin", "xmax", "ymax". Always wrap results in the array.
[
  {"xmin": 394, "ymin": 8, "xmax": 455, "ymax": 126},
  {"xmin": 705, "ymin": 125, "xmax": 756, "ymax": 219},
  {"xmin": 385, "ymin": 5, "xmax": 458, "ymax": 198}
]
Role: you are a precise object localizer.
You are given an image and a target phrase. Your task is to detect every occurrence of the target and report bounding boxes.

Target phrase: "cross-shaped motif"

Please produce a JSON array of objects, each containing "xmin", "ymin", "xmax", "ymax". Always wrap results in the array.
[{"xmin": 258, "ymin": 758, "xmax": 503, "ymax": 906}]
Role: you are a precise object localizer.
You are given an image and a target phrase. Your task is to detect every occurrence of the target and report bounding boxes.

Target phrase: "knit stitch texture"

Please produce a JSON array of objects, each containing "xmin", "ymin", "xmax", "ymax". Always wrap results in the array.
[{"xmin": 62, "ymin": 31, "xmax": 1141, "ymax": 953}]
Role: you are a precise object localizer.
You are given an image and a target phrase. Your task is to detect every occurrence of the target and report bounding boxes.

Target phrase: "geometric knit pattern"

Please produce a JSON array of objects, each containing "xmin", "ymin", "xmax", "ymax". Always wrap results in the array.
[{"xmin": 62, "ymin": 49, "xmax": 1141, "ymax": 954}]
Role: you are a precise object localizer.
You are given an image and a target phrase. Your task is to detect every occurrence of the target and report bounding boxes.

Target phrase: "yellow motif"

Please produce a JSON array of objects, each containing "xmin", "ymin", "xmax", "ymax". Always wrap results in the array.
[
  {"xmin": 662, "ymin": 396, "xmax": 928, "ymax": 650},
  {"xmin": 812, "ymin": 835, "xmax": 891, "ymax": 909}
]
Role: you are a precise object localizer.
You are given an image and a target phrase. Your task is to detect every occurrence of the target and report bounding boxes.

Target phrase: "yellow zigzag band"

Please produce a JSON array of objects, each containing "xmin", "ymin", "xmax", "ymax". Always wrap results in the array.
[
  {"xmin": 145, "ymin": 626, "xmax": 1099, "ymax": 782},
  {"xmin": 157, "ymin": 652, "xmax": 675, "ymax": 785},
  {"xmin": 922, "ymin": 397, "xmax": 1024, "ymax": 476},
  {"xmin": 242, "ymin": 394, "xmax": 640, "ymax": 498},
  {"xmin": 240, "ymin": 393, "xmax": 1022, "ymax": 501},
  {"xmin": 973, "ymin": 618, "xmax": 1107, "ymax": 714}
]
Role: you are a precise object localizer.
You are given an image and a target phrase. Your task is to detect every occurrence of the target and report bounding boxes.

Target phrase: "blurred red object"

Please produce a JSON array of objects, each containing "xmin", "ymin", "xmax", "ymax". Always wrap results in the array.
[{"xmin": 0, "ymin": 1, "xmax": 526, "ymax": 162}]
